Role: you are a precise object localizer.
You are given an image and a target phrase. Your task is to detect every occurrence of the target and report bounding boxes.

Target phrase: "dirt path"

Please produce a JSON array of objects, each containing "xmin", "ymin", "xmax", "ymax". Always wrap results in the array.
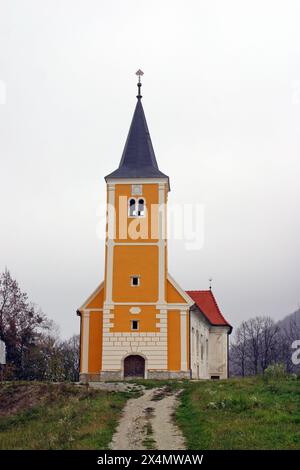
[{"xmin": 110, "ymin": 386, "xmax": 186, "ymax": 450}]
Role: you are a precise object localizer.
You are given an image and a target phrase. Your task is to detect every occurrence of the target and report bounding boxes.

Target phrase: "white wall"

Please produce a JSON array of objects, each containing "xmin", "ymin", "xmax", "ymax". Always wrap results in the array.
[
  {"xmin": 208, "ymin": 327, "xmax": 229, "ymax": 379},
  {"xmin": 190, "ymin": 309, "xmax": 230, "ymax": 380},
  {"xmin": 190, "ymin": 310, "xmax": 210, "ymax": 379}
]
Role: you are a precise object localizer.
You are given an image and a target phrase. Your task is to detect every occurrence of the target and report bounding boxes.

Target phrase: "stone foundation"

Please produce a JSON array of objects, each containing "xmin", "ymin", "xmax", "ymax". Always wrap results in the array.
[
  {"xmin": 80, "ymin": 371, "xmax": 123, "ymax": 383},
  {"xmin": 80, "ymin": 370, "xmax": 191, "ymax": 383},
  {"xmin": 147, "ymin": 370, "xmax": 191, "ymax": 380},
  {"xmin": 79, "ymin": 373, "xmax": 102, "ymax": 383},
  {"xmin": 99, "ymin": 370, "xmax": 123, "ymax": 381}
]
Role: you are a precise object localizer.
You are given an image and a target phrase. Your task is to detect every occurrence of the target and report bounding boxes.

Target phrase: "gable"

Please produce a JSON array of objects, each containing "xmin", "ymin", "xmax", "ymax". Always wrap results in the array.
[
  {"xmin": 80, "ymin": 282, "xmax": 104, "ymax": 310},
  {"xmin": 186, "ymin": 290, "xmax": 232, "ymax": 333},
  {"xmin": 167, "ymin": 274, "xmax": 194, "ymax": 305}
]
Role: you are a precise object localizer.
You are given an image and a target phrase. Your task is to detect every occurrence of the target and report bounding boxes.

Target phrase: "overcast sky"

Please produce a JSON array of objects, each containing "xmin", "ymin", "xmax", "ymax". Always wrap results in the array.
[{"xmin": 1, "ymin": 1, "xmax": 300, "ymax": 338}]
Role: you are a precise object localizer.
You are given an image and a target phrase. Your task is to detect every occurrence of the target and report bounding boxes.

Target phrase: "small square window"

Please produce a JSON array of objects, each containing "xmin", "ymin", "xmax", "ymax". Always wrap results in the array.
[
  {"xmin": 131, "ymin": 320, "xmax": 139, "ymax": 330},
  {"xmin": 131, "ymin": 276, "xmax": 140, "ymax": 287}
]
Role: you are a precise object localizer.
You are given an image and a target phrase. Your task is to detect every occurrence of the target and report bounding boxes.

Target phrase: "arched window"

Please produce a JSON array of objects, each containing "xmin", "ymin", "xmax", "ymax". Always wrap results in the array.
[
  {"xmin": 196, "ymin": 331, "xmax": 199, "ymax": 356},
  {"xmin": 128, "ymin": 198, "xmax": 136, "ymax": 217},
  {"xmin": 137, "ymin": 198, "xmax": 145, "ymax": 216},
  {"xmin": 191, "ymin": 327, "xmax": 195, "ymax": 354},
  {"xmin": 128, "ymin": 198, "xmax": 145, "ymax": 217}
]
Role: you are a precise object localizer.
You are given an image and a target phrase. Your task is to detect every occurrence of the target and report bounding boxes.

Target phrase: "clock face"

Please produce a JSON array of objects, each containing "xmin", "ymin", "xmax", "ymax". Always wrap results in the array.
[{"xmin": 131, "ymin": 184, "xmax": 143, "ymax": 196}]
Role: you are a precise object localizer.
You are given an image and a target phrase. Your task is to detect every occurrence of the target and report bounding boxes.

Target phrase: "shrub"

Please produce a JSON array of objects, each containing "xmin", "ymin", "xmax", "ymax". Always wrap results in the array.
[
  {"xmin": 263, "ymin": 363, "xmax": 287, "ymax": 381},
  {"xmin": 206, "ymin": 395, "xmax": 261, "ymax": 412}
]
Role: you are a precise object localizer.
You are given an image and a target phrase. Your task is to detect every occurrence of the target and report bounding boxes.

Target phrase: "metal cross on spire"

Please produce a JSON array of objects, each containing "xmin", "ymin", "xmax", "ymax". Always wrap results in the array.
[{"xmin": 136, "ymin": 69, "xmax": 144, "ymax": 99}]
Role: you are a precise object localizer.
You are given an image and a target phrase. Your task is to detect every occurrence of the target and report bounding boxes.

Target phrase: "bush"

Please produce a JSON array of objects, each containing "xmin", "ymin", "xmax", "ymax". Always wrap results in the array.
[
  {"xmin": 206, "ymin": 395, "xmax": 261, "ymax": 412},
  {"xmin": 263, "ymin": 363, "xmax": 287, "ymax": 381}
]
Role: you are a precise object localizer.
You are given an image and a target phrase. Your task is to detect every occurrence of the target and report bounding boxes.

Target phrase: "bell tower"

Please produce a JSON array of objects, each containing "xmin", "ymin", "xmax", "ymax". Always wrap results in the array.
[
  {"xmin": 78, "ymin": 71, "xmax": 192, "ymax": 382},
  {"xmin": 101, "ymin": 71, "xmax": 171, "ymax": 378}
]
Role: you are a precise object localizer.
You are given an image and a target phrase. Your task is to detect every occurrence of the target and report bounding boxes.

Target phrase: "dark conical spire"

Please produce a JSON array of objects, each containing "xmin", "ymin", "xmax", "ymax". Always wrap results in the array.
[{"xmin": 105, "ymin": 72, "xmax": 169, "ymax": 181}]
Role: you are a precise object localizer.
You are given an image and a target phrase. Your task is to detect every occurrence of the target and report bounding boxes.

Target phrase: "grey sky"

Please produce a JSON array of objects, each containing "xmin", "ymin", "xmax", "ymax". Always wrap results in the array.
[{"xmin": 1, "ymin": 0, "xmax": 300, "ymax": 338}]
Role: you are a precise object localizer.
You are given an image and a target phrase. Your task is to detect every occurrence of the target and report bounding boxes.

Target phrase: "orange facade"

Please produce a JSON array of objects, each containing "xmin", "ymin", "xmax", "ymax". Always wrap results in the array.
[
  {"xmin": 112, "ymin": 245, "xmax": 159, "ymax": 303},
  {"xmin": 167, "ymin": 311, "xmax": 181, "ymax": 370},
  {"xmin": 79, "ymin": 273, "xmax": 190, "ymax": 375},
  {"xmin": 88, "ymin": 312, "xmax": 103, "ymax": 373},
  {"xmin": 114, "ymin": 184, "xmax": 159, "ymax": 243},
  {"xmin": 111, "ymin": 305, "xmax": 159, "ymax": 333}
]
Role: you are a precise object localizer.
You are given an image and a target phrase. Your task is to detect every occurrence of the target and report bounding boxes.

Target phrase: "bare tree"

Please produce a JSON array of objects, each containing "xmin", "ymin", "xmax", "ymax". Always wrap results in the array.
[
  {"xmin": 230, "ymin": 321, "xmax": 248, "ymax": 376},
  {"xmin": 230, "ymin": 316, "xmax": 281, "ymax": 376},
  {"xmin": 244, "ymin": 317, "xmax": 261, "ymax": 375},
  {"xmin": 0, "ymin": 269, "xmax": 81, "ymax": 382},
  {"xmin": 61, "ymin": 335, "xmax": 80, "ymax": 382},
  {"xmin": 0, "ymin": 269, "xmax": 48, "ymax": 379},
  {"xmin": 258, "ymin": 317, "xmax": 280, "ymax": 372}
]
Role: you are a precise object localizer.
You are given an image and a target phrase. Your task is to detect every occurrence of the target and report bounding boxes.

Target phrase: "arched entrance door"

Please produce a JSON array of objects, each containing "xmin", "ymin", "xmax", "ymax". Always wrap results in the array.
[{"xmin": 124, "ymin": 355, "xmax": 145, "ymax": 378}]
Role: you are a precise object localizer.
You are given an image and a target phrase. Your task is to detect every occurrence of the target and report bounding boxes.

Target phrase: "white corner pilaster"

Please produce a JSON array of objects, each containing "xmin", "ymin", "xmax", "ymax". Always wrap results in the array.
[
  {"xmin": 158, "ymin": 183, "xmax": 166, "ymax": 303},
  {"xmin": 156, "ymin": 308, "xmax": 168, "ymax": 332},
  {"xmin": 180, "ymin": 310, "xmax": 188, "ymax": 371},
  {"xmin": 105, "ymin": 183, "xmax": 115, "ymax": 305},
  {"xmin": 82, "ymin": 310, "xmax": 90, "ymax": 374}
]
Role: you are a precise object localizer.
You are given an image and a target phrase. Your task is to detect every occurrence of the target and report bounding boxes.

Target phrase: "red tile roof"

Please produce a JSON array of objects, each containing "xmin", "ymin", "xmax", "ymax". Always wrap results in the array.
[{"xmin": 186, "ymin": 290, "xmax": 232, "ymax": 332}]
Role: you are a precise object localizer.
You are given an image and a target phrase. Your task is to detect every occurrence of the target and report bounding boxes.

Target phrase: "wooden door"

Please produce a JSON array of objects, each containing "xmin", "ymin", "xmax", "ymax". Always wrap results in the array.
[{"xmin": 124, "ymin": 355, "xmax": 145, "ymax": 378}]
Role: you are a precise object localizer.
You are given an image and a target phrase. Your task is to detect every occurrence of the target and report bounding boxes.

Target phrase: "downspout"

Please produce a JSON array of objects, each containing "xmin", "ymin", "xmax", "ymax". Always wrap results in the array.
[
  {"xmin": 227, "ymin": 331, "xmax": 229, "ymax": 378},
  {"xmin": 227, "ymin": 325, "xmax": 233, "ymax": 379},
  {"xmin": 189, "ymin": 309, "xmax": 192, "ymax": 379}
]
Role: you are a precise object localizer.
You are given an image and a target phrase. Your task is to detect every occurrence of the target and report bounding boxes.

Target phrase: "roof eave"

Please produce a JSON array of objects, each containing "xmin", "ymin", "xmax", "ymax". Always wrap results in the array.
[
  {"xmin": 196, "ymin": 305, "xmax": 233, "ymax": 333},
  {"xmin": 210, "ymin": 322, "xmax": 233, "ymax": 334},
  {"xmin": 105, "ymin": 175, "xmax": 170, "ymax": 191}
]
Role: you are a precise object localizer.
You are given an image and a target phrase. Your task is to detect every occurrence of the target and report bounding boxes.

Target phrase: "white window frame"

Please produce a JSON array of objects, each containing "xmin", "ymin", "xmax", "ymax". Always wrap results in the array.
[{"xmin": 131, "ymin": 275, "xmax": 141, "ymax": 287}]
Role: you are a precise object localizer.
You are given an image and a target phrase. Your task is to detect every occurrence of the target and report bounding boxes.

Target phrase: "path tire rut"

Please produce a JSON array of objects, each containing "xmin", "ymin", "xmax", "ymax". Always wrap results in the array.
[{"xmin": 110, "ymin": 386, "xmax": 185, "ymax": 450}]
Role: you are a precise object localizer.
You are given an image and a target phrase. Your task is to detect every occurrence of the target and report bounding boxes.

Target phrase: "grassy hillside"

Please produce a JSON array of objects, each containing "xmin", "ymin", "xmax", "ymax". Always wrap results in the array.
[
  {"xmin": 1, "ymin": 376, "xmax": 299, "ymax": 450},
  {"xmin": 0, "ymin": 382, "xmax": 129, "ymax": 450},
  {"xmin": 176, "ymin": 376, "xmax": 300, "ymax": 450}
]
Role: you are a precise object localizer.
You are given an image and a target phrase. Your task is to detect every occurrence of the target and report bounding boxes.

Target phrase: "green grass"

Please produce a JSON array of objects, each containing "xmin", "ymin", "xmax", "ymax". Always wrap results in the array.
[
  {"xmin": 0, "ymin": 383, "xmax": 128, "ymax": 450},
  {"xmin": 175, "ymin": 376, "xmax": 300, "ymax": 450},
  {"xmin": 1, "ymin": 377, "xmax": 299, "ymax": 450},
  {"xmin": 142, "ymin": 421, "xmax": 156, "ymax": 449},
  {"xmin": 126, "ymin": 378, "xmax": 189, "ymax": 390}
]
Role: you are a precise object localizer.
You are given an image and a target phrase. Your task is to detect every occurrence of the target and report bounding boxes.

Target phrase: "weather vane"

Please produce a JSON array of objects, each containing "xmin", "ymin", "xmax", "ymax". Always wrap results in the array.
[
  {"xmin": 209, "ymin": 278, "xmax": 213, "ymax": 290},
  {"xmin": 136, "ymin": 69, "xmax": 144, "ymax": 99}
]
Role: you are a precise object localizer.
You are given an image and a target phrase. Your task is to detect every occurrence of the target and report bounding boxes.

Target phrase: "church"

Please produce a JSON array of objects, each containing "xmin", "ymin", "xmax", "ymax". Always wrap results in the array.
[{"xmin": 77, "ymin": 72, "xmax": 232, "ymax": 382}]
